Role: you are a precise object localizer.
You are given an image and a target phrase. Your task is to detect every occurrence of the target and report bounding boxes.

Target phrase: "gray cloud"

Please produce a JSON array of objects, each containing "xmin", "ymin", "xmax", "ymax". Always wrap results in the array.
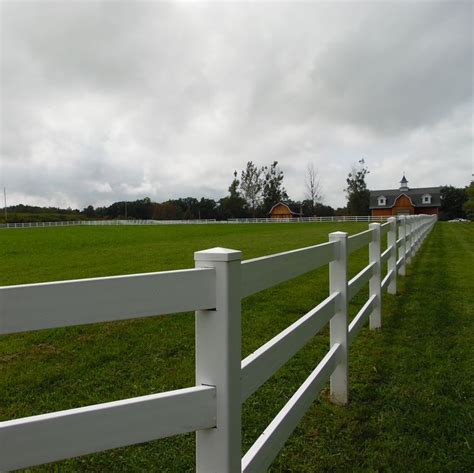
[{"xmin": 1, "ymin": 1, "xmax": 472, "ymax": 210}]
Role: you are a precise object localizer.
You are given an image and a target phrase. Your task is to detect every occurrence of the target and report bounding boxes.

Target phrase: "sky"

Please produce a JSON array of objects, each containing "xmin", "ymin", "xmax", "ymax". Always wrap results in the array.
[{"xmin": 1, "ymin": 0, "xmax": 473, "ymax": 210}]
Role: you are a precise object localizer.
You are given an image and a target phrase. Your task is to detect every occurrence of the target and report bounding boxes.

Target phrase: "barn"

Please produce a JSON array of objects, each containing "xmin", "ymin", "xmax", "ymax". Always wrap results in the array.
[
  {"xmin": 370, "ymin": 176, "xmax": 441, "ymax": 217},
  {"xmin": 269, "ymin": 202, "xmax": 303, "ymax": 219}
]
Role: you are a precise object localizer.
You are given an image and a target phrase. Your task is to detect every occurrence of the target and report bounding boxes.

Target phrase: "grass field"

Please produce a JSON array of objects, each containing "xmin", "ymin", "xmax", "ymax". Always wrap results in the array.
[{"xmin": 0, "ymin": 222, "xmax": 472, "ymax": 472}]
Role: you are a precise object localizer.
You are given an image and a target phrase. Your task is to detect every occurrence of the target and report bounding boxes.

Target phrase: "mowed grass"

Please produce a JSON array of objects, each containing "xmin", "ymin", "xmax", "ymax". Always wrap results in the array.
[{"xmin": 0, "ymin": 222, "xmax": 472, "ymax": 472}]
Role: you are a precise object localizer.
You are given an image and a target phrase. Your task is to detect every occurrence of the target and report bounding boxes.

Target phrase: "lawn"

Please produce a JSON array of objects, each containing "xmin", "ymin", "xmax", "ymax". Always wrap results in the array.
[{"xmin": 0, "ymin": 222, "xmax": 472, "ymax": 472}]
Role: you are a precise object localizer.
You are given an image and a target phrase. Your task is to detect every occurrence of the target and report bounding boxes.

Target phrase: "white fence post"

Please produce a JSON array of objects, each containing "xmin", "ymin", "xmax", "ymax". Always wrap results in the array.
[
  {"xmin": 398, "ymin": 216, "xmax": 407, "ymax": 276},
  {"xmin": 328, "ymin": 231, "xmax": 348, "ymax": 405},
  {"xmin": 369, "ymin": 223, "xmax": 382, "ymax": 330},
  {"xmin": 415, "ymin": 217, "xmax": 422, "ymax": 253},
  {"xmin": 194, "ymin": 247, "xmax": 242, "ymax": 473},
  {"xmin": 387, "ymin": 217, "xmax": 397, "ymax": 294},
  {"xmin": 406, "ymin": 217, "xmax": 413, "ymax": 264},
  {"xmin": 414, "ymin": 217, "xmax": 418, "ymax": 254}
]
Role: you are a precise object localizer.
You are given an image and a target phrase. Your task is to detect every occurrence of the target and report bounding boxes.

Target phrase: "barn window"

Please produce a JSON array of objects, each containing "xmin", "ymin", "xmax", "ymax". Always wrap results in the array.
[
  {"xmin": 422, "ymin": 194, "xmax": 431, "ymax": 204},
  {"xmin": 377, "ymin": 195, "xmax": 386, "ymax": 206}
]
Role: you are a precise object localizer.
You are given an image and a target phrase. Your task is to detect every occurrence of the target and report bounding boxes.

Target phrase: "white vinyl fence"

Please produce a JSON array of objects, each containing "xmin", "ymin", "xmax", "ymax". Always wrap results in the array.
[
  {"xmin": 0, "ymin": 215, "xmax": 392, "ymax": 229},
  {"xmin": 0, "ymin": 215, "xmax": 437, "ymax": 472},
  {"xmin": 228, "ymin": 215, "xmax": 390, "ymax": 223},
  {"xmin": 0, "ymin": 219, "xmax": 218, "ymax": 228}
]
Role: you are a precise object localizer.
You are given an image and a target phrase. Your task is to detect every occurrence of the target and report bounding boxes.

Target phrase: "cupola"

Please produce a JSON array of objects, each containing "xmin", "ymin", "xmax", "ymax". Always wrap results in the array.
[{"xmin": 399, "ymin": 174, "xmax": 409, "ymax": 191}]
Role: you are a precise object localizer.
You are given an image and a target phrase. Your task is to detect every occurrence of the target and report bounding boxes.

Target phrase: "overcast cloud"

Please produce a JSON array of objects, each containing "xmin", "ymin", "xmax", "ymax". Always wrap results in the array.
[{"xmin": 1, "ymin": 0, "xmax": 472, "ymax": 209}]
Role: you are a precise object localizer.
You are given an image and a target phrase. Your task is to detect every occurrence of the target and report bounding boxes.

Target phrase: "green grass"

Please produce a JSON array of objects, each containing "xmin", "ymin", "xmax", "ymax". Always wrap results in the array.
[{"xmin": 0, "ymin": 222, "xmax": 472, "ymax": 472}]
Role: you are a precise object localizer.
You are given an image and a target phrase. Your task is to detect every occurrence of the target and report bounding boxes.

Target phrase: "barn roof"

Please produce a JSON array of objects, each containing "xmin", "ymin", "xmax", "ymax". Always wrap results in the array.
[
  {"xmin": 369, "ymin": 187, "xmax": 441, "ymax": 209},
  {"xmin": 268, "ymin": 202, "xmax": 303, "ymax": 216}
]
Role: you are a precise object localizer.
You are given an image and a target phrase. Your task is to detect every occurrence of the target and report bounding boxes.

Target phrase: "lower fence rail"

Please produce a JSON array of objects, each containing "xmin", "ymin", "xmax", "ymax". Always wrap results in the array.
[
  {"xmin": 241, "ymin": 343, "xmax": 342, "ymax": 473},
  {"xmin": 0, "ymin": 386, "xmax": 216, "ymax": 472},
  {"xmin": 241, "ymin": 292, "xmax": 340, "ymax": 401},
  {"xmin": 348, "ymin": 295, "xmax": 377, "ymax": 346}
]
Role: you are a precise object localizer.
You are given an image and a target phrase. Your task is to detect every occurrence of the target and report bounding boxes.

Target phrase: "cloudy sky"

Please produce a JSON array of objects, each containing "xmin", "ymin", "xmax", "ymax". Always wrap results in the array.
[{"xmin": 1, "ymin": 0, "xmax": 472, "ymax": 210}]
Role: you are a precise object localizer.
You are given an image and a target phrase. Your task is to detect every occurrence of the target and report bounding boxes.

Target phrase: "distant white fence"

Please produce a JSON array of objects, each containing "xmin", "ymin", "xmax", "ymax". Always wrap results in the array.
[
  {"xmin": 0, "ymin": 215, "xmax": 392, "ymax": 229},
  {"xmin": 0, "ymin": 219, "xmax": 218, "ymax": 228},
  {"xmin": 228, "ymin": 215, "xmax": 390, "ymax": 223},
  {"xmin": 0, "ymin": 215, "xmax": 437, "ymax": 472}
]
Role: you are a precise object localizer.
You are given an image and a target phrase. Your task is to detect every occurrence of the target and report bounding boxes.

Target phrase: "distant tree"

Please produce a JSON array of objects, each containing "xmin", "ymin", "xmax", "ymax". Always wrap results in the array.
[
  {"xmin": 305, "ymin": 164, "xmax": 322, "ymax": 213},
  {"xmin": 152, "ymin": 202, "xmax": 182, "ymax": 220},
  {"xmin": 197, "ymin": 198, "xmax": 217, "ymax": 219},
  {"xmin": 301, "ymin": 199, "xmax": 314, "ymax": 217},
  {"xmin": 240, "ymin": 161, "xmax": 264, "ymax": 217},
  {"xmin": 439, "ymin": 185, "xmax": 467, "ymax": 220},
  {"xmin": 163, "ymin": 198, "xmax": 199, "ymax": 219},
  {"xmin": 228, "ymin": 171, "xmax": 240, "ymax": 199},
  {"xmin": 314, "ymin": 202, "xmax": 335, "ymax": 217},
  {"xmin": 219, "ymin": 171, "xmax": 247, "ymax": 219},
  {"xmin": 128, "ymin": 197, "xmax": 153, "ymax": 219},
  {"xmin": 463, "ymin": 181, "xmax": 474, "ymax": 221},
  {"xmin": 82, "ymin": 205, "xmax": 96, "ymax": 218},
  {"xmin": 344, "ymin": 159, "xmax": 370, "ymax": 215},
  {"xmin": 262, "ymin": 161, "xmax": 288, "ymax": 213}
]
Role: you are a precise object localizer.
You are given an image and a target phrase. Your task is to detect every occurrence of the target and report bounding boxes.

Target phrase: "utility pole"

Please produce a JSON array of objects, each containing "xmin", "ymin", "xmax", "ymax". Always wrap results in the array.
[{"xmin": 3, "ymin": 187, "xmax": 6, "ymax": 223}]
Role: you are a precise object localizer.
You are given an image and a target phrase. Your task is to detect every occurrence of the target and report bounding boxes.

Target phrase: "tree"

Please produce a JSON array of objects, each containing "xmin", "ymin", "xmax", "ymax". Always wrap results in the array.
[
  {"xmin": 463, "ymin": 181, "xmax": 474, "ymax": 221},
  {"xmin": 219, "ymin": 171, "xmax": 247, "ymax": 219},
  {"xmin": 439, "ymin": 185, "xmax": 467, "ymax": 220},
  {"xmin": 262, "ymin": 161, "xmax": 288, "ymax": 213},
  {"xmin": 344, "ymin": 159, "xmax": 370, "ymax": 215},
  {"xmin": 197, "ymin": 198, "xmax": 217, "ymax": 219},
  {"xmin": 305, "ymin": 164, "xmax": 322, "ymax": 213},
  {"xmin": 82, "ymin": 205, "xmax": 96, "ymax": 218},
  {"xmin": 314, "ymin": 202, "xmax": 335, "ymax": 217},
  {"xmin": 152, "ymin": 202, "xmax": 182, "ymax": 220},
  {"xmin": 240, "ymin": 161, "xmax": 264, "ymax": 217},
  {"xmin": 228, "ymin": 171, "xmax": 240, "ymax": 199}
]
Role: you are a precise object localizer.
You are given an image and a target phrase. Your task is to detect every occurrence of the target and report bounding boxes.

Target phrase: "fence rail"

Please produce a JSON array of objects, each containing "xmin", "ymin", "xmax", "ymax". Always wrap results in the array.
[
  {"xmin": 0, "ymin": 215, "xmax": 399, "ymax": 229},
  {"xmin": 0, "ymin": 215, "xmax": 437, "ymax": 472}
]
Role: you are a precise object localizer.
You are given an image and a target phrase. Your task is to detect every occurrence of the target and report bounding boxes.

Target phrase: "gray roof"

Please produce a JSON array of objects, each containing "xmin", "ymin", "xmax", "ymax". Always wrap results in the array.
[{"xmin": 369, "ymin": 187, "xmax": 441, "ymax": 209}]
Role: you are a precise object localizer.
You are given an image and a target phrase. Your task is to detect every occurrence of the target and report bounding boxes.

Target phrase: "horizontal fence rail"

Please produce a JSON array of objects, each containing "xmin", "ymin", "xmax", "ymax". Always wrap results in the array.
[
  {"xmin": 348, "ymin": 262, "xmax": 375, "ymax": 301},
  {"xmin": 0, "ymin": 268, "xmax": 215, "ymax": 334},
  {"xmin": 242, "ymin": 343, "xmax": 342, "ymax": 473},
  {"xmin": 0, "ymin": 215, "xmax": 396, "ymax": 229},
  {"xmin": 0, "ymin": 214, "xmax": 437, "ymax": 471},
  {"xmin": 0, "ymin": 386, "xmax": 216, "ymax": 472},
  {"xmin": 241, "ymin": 241, "xmax": 336, "ymax": 297},
  {"xmin": 241, "ymin": 292, "xmax": 340, "ymax": 401}
]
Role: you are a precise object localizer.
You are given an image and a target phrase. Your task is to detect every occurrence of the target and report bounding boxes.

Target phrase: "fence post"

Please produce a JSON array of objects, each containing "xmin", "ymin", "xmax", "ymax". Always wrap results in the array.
[
  {"xmin": 413, "ymin": 216, "xmax": 418, "ymax": 255},
  {"xmin": 329, "ymin": 231, "xmax": 349, "ymax": 405},
  {"xmin": 406, "ymin": 216, "xmax": 413, "ymax": 264},
  {"xmin": 369, "ymin": 223, "xmax": 382, "ymax": 330},
  {"xmin": 194, "ymin": 247, "xmax": 242, "ymax": 473},
  {"xmin": 415, "ymin": 217, "xmax": 422, "ymax": 253},
  {"xmin": 398, "ymin": 216, "xmax": 407, "ymax": 276},
  {"xmin": 387, "ymin": 217, "xmax": 397, "ymax": 294}
]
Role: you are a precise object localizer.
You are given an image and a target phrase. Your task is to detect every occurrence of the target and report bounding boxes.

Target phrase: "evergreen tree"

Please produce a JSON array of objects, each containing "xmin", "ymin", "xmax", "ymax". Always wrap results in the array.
[
  {"xmin": 262, "ymin": 161, "xmax": 288, "ymax": 213},
  {"xmin": 344, "ymin": 159, "xmax": 370, "ymax": 215}
]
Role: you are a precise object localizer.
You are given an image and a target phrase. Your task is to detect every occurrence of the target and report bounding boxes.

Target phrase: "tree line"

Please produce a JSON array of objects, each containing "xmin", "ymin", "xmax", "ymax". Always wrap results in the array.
[
  {"xmin": 81, "ymin": 161, "xmax": 335, "ymax": 221},
  {"xmin": 2, "ymin": 160, "xmax": 472, "ymax": 222}
]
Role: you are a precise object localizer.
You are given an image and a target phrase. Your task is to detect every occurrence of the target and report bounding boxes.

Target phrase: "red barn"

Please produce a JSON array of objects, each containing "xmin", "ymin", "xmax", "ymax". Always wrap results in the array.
[
  {"xmin": 370, "ymin": 176, "xmax": 441, "ymax": 217},
  {"xmin": 269, "ymin": 202, "xmax": 303, "ymax": 219}
]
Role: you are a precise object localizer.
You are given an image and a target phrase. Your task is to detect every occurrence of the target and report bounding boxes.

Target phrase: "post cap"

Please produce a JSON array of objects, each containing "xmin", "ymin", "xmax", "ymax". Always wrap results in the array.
[
  {"xmin": 194, "ymin": 247, "xmax": 242, "ymax": 262},
  {"xmin": 328, "ymin": 231, "xmax": 348, "ymax": 239}
]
